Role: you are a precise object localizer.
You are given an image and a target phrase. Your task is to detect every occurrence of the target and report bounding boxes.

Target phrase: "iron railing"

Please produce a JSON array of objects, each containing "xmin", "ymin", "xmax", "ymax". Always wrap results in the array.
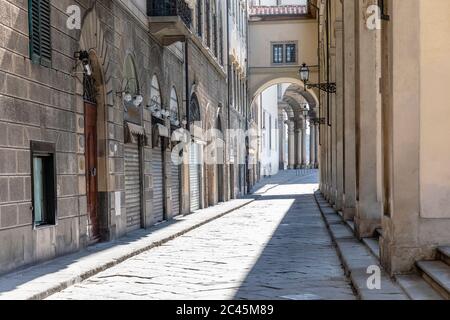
[{"xmin": 147, "ymin": 0, "xmax": 192, "ymax": 28}]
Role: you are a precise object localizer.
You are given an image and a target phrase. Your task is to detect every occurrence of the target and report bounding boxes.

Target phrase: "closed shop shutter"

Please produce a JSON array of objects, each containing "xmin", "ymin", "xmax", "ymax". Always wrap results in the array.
[
  {"xmin": 189, "ymin": 143, "xmax": 201, "ymax": 212},
  {"xmin": 152, "ymin": 147, "xmax": 165, "ymax": 223},
  {"xmin": 171, "ymin": 163, "xmax": 181, "ymax": 216},
  {"xmin": 125, "ymin": 143, "xmax": 141, "ymax": 232}
]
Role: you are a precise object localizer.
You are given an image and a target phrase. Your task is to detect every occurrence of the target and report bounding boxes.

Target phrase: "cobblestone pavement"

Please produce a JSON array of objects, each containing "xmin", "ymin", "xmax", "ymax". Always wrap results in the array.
[{"xmin": 49, "ymin": 171, "xmax": 356, "ymax": 300}]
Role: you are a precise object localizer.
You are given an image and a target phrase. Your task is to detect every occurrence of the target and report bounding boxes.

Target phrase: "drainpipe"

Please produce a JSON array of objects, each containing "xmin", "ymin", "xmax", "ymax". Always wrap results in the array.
[
  {"xmin": 226, "ymin": 0, "xmax": 232, "ymax": 200},
  {"xmin": 185, "ymin": 40, "xmax": 190, "ymax": 132},
  {"xmin": 245, "ymin": 2, "xmax": 250, "ymax": 194}
]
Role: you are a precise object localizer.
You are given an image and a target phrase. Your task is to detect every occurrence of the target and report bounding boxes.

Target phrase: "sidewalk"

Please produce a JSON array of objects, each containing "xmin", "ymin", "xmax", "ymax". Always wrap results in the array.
[{"xmin": 0, "ymin": 199, "xmax": 254, "ymax": 300}]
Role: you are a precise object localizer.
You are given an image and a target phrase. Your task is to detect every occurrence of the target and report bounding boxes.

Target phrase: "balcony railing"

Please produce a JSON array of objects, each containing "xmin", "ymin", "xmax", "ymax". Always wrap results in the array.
[{"xmin": 147, "ymin": 0, "xmax": 192, "ymax": 28}]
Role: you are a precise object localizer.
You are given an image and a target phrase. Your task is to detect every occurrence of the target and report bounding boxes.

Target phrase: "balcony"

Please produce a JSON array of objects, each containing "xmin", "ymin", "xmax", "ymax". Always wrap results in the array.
[{"xmin": 147, "ymin": 0, "xmax": 192, "ymax": 46}]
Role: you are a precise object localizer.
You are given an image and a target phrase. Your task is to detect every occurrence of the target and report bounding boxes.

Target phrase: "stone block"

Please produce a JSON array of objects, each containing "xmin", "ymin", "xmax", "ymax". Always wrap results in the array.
[
  {"xmin": 78, "ymin": 175, "xmax": 86, "ymax": 195},
  {"xmin": 77, "ymin": 194, "xmax": 87, "ymax": 215},
  {"xmin": 56, "ymin": 132, "xmax": 77, "ymax": 153},
  {"xmin": 78, "ymin": 155, "xmax": 85, "ymax": 174},
  {"xmin": 6, "ymin": 73, "xmax": 28, "ymax": 99},
  {"xmin": 44, "ymin": 107, "xmax": 76, "ymax": 132},
  {"xmin": 58, "ymin": 197, "xmax": 79, "ymax": 218},
  {"xmin": 1, "ymin": 204, "xmax": 18, "ymax": 228},
  {"xmin": 17, "ymin": 150, "xmax": 30, "ymax": 174},
  {"xmin": 57, "ymin": 175, "xmax": 78, "ymax": 197},
  {"xmin": 8, "ymin": 125, "xmax": 25, "ymax": 147},
  {"xmin": 18, "ymin": 202, "xmax": 32, "ymax": 225},
  {"xmin": 0, "ymin": 176, "xmax": 8, "ymax": 204},
  {"xmin": 8, "ymin": 177, "xmax": 25, "ymax": 202},
  {"xmin": 57, "ymin": 153, "xmax": 78, "ymax": 174},
  {"xmin": 0, "ymin": 122, "xmax": 7, "ymax": 146},
  {"xmin": 24, "ymin": 176, "xmax": 31, "ymax": 201},
  {"xmin": 0, "ymin": 149, "xmax": 16, "ymax": 174}
]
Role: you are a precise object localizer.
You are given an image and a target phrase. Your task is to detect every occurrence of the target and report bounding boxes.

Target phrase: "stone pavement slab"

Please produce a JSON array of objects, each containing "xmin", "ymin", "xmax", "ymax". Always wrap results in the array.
[
  {"xmin": 48, "ymin": 171, "xmax": 356, "ymax": 300},
  {"xmin": 0, "ymin": 199, "xmax": 254, "ymax": 300}
]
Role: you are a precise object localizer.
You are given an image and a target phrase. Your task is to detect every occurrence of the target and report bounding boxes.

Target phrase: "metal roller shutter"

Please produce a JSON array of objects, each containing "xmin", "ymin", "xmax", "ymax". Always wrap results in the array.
[
  {"xmin": 189, "ymin": 143, "xmax": 201, "ymax": 212},
  {"xmin": 125, "ymin": 143, "xmax": 141, "ymax": 232},
  {"xmin": 152, "ymin": 147, "xmax": 165, "ymax": 223},
  {"xmin": 171, "ymin": 163, "xmax": 181, "ymax": 216}
]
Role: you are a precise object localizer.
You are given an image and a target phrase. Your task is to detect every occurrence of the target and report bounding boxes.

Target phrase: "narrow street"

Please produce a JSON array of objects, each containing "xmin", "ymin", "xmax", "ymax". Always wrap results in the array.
[{"xmin": 48, "ymin": 171, "xmax": 355, "ymax": 300}]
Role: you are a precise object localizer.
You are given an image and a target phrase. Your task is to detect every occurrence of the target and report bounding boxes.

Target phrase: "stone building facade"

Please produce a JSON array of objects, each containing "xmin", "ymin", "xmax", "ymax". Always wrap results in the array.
[
  {"xmin": 315, "ymin": 0, "xmax": 450, "ymax": 275},
  {"xmin": 0, "ymin": 0, "xmax": 251, "ymax": 275}
]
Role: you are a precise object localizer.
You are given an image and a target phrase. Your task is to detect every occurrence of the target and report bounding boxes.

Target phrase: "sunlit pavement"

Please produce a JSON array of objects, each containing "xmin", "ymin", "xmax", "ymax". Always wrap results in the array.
[{"xmin": 48, "ymin": 170, "xmax": 355, "ymax": 300}]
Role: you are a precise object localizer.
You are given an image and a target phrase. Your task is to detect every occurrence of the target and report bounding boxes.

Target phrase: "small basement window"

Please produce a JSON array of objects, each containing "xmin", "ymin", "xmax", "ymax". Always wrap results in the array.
[{"xmin": 31, "ymin": 141, "xmax": 57, "ymax": 227}]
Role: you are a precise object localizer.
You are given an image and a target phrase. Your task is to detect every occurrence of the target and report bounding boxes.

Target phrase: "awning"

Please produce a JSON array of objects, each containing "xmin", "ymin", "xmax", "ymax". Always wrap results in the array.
[
  {"xmin": 126, "ymin": 122, "xmax": 145, "ymax": 136},
  {"xmin": 125, "ymin": 122, "xmax": 146, "ymax": 144}
]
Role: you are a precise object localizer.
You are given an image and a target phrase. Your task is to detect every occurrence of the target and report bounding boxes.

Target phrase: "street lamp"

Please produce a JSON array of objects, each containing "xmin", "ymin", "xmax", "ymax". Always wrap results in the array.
[
  {"xmin": 299, "ymin": 63, "xmax": 310, "ymax": 83},
  {"xmin": 301, "ymin": 107, "xmax": 309, "ymax": 118},
  {"xmin": 299, "ymin": 62, "xmax": 336, "ymax": 94}
]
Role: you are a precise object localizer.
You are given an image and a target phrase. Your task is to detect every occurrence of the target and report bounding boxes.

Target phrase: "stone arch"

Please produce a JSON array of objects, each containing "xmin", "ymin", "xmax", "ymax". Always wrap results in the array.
[
  {"xmin": 150, "ymin": 74, "xmax": 162, "ymax": 108},
  {"xmin": 189, "ymin": 93, "xmax": 202, "ymax": 124},
  {"xmin": 78, "ymin": 6, "xmax": 114, "ymax": 240},
  {"xmin": 169, "ymin": 86, "xmax": 180, "ymax": 120},
  {"xmin": 250, "ymin": 77, "xmax": 319, "ymax": 108}
]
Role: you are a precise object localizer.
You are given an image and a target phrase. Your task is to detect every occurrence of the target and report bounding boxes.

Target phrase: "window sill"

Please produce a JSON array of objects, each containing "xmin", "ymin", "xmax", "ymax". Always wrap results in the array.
[{"xmin": 33, "ymin": 223, "xmax": 57, "ymax": 231}]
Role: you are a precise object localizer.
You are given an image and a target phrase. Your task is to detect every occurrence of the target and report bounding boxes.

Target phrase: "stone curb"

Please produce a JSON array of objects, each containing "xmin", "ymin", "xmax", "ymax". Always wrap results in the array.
[
  {"xmin": 0, "ymin": 199, "xmax": 255, "ymax": 300},
  {"xmin": 313, "ymin": 191, "xmax": 409, "ymax": 300}
]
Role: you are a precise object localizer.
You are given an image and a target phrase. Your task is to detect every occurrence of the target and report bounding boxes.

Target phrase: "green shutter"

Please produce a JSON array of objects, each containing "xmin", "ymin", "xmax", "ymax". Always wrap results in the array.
[{"xmin": 29, "ymin": 0, "xmax": 52, "ymax": 67}]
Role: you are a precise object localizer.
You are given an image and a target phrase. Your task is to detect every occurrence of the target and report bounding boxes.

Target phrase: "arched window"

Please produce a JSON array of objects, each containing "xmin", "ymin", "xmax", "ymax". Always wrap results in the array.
[
  {"xmin": 170, "ymin": 87, "xmax": 179, "ymax": 121},
  {"xmin": 123, "ymin": 54, "xmax": 142, "ymax": 124},
  {"xmin": 215, "ymin": 114, "xmax": 223, "ymax": 133},
  {"xmin": 124, "ymin": 55, "xmax": 139, "ymax": 96},
  {"xmin": 190, "ymin": 94, "xmax": 201, "ymax": 124},
  {"xmin": 150, "ymin": 75, "xmax": 161, "ymax": 109}
]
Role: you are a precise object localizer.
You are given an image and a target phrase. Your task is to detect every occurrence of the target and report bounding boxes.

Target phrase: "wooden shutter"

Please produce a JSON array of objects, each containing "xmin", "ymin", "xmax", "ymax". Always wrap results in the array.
[{"xmin": 29, "ymin": 0, "xmax": 52, "ymax": 67}]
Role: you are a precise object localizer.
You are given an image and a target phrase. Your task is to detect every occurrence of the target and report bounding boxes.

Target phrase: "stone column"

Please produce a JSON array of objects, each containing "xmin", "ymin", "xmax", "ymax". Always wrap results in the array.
[
  {"xmin": 342, "ymin": 0, "xmax": 357, "ymax": 220},
  {"xmin": 310, "ymin": 122, "xmax": 316, "ymax": 168},
  {"xmin": 354, "ymin": 0, "xmax": 382, "ymax": 238},
  {"xmin": 380, "ymin": 0, "xmax": 450, "ymax": 274},
  {"xmin": 314, "ymin": 124, "xmax": 319, "ymax": 168},
  {"xmin": 288, "ymin": 120, "xmax": 295, "ymax": 169},
  {"xmin": 334, "ymin": 4, "xmax": 344, "ymax": 211},
  {"xmin": 295, "ymin": 121, "xmax": 302, "ymax": 169},
  {"xmin": 278, "ymin": 117, "xmax": 285, "ymax": 170},
  {"xmin": 301, "ymin": 119, "xmax": 307, "ymax": 168}
]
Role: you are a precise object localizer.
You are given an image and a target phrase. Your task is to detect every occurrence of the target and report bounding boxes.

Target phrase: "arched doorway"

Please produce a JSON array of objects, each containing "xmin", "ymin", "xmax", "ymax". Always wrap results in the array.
[
  {"xmin": 189, "ymin": 93, "xmax": 202, "ymax": 212},
  {"xmin": 123, "ymin": 55, "xmax": 144, "ymax": 233},
  {"xmin": 83, "ymin": 53, "xmax": 100, "ymax": 243}
]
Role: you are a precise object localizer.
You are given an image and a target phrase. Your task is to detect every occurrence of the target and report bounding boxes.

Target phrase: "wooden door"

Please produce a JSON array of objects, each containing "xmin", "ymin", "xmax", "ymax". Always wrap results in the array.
[{"xmin": 85, "ymin": 102, "xmax": 99, "ymax": 241}]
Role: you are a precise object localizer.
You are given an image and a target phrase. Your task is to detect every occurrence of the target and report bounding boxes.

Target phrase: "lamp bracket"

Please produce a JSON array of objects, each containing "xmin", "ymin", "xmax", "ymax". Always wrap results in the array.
[{"xmin": 306, "ymin": 82, "xmax": 336, "ymax": 94}]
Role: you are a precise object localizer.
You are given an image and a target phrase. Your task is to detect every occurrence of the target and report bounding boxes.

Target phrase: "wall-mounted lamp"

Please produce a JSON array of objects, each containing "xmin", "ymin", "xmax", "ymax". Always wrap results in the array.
[
  {"xmin": 299, "ymin": 62, "xmax": 336, "ymax": 94},
  {"xmin": 74, "ymin": 50, "xmax": 92, "ymax": 76},
  {"xmin": 117, "ymin": 78, "xmax": 143, "ymax": 107}
]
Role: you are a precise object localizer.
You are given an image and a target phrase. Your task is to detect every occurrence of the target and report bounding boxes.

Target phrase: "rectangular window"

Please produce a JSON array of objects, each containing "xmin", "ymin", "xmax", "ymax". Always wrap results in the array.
[
  {"xmin": 31, "ymin": 141, "xmax": 57, "ymax": 227},
  {"xmin": 29, "ymin": 0, "xmax": 52, "ymax": 67},
  {"xmin": 285, "ymin": 44, "xmax": 297, "ymax": 63},
  {"xmin": 273, "ymin": 44, "xmax": 284, "ymax": 64}
]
